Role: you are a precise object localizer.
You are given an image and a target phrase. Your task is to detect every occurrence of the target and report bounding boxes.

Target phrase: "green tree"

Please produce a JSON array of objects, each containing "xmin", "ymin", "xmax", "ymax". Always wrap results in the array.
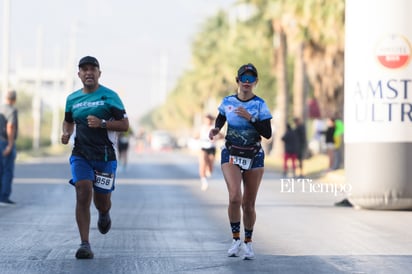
[{"xmin": 142, "ymin": 0, "xmax": 345, "ymax": 158}]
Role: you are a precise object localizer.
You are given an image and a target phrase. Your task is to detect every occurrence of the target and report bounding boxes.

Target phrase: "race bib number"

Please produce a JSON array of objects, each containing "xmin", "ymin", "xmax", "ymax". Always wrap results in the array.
[
  {"xmin": 94, "ymin": 171, "xmax": 114, "ymax": 190},
  {"xmin": 229, "ymin": 155, "xmax": 253, "ymax": 170}
]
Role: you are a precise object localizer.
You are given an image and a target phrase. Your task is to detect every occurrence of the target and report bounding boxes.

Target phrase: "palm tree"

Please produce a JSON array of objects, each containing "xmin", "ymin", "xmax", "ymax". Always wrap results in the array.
[
  {"xmin": 271, "ymin": 18, "xmax": 289, "ymax": 157},
  {"xmin": 237, "ymin": 0, "xmax": 291, "ymax": 156},
  {"xmin": 300, "ymin": 0, "xmax": 345, "ymax": 118}
]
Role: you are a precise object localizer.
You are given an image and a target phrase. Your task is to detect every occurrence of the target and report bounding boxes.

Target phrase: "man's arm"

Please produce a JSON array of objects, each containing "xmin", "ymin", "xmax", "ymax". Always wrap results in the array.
[
  {"xmin": 3, "ymin": 121, "xmax": 16, "ymax": 156},
  {"xmin": 61, "ymin": 120, "xmax": 75, "ymax": 145}
]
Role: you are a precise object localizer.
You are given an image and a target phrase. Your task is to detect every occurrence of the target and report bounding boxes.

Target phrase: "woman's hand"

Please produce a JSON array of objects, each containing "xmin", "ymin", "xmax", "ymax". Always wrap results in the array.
[
  {"xmin": 234, "ymin": 106, "xmax": 252, "ymax": 121},
  {"xmin": 209, "ymin": 128, "xmax": 220, "ymax": 140}
]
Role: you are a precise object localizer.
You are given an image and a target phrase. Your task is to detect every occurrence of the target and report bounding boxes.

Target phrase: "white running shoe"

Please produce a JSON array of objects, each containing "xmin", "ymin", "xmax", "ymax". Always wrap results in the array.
[
  {"xmin": 243, "ymin": 242, "xmax": 255, "ymax": 260},
  {"xmin": 227, "ymin": 239, "xmax": 242, "ymax": 257},
  {"xmin": 201, "ymin": 178, "xmax": 208, "ymax": 191},
  {"xmin": 205, "ymin": 170, "xmax": 212, "ymax": 178}
]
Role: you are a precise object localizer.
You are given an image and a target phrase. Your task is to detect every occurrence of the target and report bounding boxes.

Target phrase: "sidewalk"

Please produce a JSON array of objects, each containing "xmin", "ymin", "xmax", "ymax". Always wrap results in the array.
[
  {"xmin": 316, "ymin": 169, "xmax": 346, "ymax": 185},
  {"xmin": 267, "ymin": 153, "xmax": 346, "ymax": 184}
]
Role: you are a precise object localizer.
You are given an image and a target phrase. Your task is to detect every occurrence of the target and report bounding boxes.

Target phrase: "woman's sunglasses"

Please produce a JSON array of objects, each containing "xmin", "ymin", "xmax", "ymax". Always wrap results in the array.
[{"xmin": 239, "ymin": 75, "xmax": 257, "ymax": 83}]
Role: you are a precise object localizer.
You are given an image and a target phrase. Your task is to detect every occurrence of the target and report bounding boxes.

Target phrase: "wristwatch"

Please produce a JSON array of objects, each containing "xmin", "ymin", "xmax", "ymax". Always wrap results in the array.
[
  {"xmin": 250, "ymin": 116, "xmax": 257, "ymax": 123},
  {"xmin": 100, "ymin": 119, "xmax": 107, "ymax": 128}
]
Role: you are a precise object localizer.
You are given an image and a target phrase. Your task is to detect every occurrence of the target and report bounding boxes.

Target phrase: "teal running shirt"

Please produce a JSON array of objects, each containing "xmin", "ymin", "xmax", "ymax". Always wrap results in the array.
[
  {"xmin": 64, "ymin": 85, "xmax": 127, "ymax": 161},
  {"xmin": 218, "ymin": 95, "xmax": 272, "ymax": 146}
]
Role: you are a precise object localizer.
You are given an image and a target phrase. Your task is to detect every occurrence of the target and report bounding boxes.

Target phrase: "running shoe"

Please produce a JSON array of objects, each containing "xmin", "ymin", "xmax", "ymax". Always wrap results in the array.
[
  {"xmin": 98, "ymin": 212, "xmax": 111, "ymax": 234},
  {"xmin": 227, "ymin": 239, "xmax": 242, "ymax": 257},
  {"xmin": 0, "ymin": 199, "xmax": 16, "ymax": 206},
  {"xmin": 75, "ymin": 242, "xmax": 94, "ymax": 259},
  {"xmin": 201, "ymin": 178, "xmax": 208, "ymax": 191},
  {"xmin": 205, "ymin": 170, "xmax": 212, "ymax": 178},
  {"xmin": 243, "ymin": 242, "xmax": 255, "ymax": 260},
  {"xmin": 334, "ymin": 198, "xmax": 353, "ymax": 207}
]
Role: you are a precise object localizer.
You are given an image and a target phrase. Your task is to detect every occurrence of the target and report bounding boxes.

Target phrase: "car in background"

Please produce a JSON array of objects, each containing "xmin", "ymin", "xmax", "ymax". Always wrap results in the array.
[{"xmin": 150, "ymin": 130, "xmax": 176, "ymax": 151}]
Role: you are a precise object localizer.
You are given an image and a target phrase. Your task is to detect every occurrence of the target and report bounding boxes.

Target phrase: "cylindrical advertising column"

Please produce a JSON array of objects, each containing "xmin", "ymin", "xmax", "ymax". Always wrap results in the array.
[{"xmin": 345, "ymin": 0, "xmax": 412, "ymax": 209}]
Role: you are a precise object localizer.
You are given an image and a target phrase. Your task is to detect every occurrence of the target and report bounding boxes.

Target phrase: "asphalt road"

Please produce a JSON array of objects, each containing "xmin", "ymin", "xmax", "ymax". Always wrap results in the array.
[{"xmin": 0, "ymin": 149, "xmax": 412, "ymax": 274}]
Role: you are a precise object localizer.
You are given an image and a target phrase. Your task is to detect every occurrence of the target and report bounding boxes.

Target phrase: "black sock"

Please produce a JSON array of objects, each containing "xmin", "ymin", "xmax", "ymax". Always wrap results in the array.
[
  {"xmin": 244, "ymin": 228, "xmax": 253, "ymax": 243},
  {"xmin": 230, "ymin": 221, "xmax": 241, "ymax": 240}
]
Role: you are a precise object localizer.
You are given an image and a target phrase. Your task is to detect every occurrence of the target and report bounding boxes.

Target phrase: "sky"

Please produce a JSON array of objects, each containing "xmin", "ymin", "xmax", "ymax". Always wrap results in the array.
[{"xmin": 0, "ymin": 0, "xmax": 236, "ymax": 120}]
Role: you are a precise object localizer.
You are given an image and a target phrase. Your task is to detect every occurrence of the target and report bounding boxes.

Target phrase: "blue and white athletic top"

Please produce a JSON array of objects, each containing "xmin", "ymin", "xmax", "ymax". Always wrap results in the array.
[{"xmin": 218, "ymin": 94, "xmax": 272, "ymax": 146}]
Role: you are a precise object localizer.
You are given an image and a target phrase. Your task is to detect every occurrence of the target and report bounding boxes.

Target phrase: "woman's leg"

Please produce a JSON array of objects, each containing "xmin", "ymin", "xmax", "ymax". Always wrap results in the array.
[
  {"xmin": 241, "ymin": 168, "xmax": 264, "ymax": 230},
  {"xmin": 206, "ymin": 152, "xmax": 215, "ymax": 176},
  {"xmin": 198, "ymin": 150, "xmax": 208, "ymax": 178},
  {"xmin": 222, "ymin": 163, "xmax": 243, "ymax": 223}
]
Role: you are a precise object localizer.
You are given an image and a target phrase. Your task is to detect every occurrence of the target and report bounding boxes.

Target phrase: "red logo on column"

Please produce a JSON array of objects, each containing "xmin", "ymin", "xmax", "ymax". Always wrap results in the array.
[{"xmin": 376, "ymin": 34, "xmax": 411, "ymax": 69}]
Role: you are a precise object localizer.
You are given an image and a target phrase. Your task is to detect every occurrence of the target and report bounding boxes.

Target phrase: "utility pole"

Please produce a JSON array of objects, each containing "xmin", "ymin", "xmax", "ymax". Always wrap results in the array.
[
  {"xmin": 32, "ymin": 27, "xmax": 43, "ymax": 150},
  {"xmin": 62, "ymin": 23, "xmax": 77, "ymax": 145},
  {"xmin": 50, "ymin": 48, "xmax": 61, "ymax": 146},
  {"xmin": 2, "ymin": 0, "xmax": 10, "ymax": 102}
]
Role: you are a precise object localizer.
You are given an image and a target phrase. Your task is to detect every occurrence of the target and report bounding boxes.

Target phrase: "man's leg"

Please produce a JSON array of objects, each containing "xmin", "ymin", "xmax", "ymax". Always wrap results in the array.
[
  {"xmin": 75, "ymin": 180, "xmax": 93, "ymax": 243},
  {"xmin": 0, "ymin": 145, "xmax": 16, "ymax": 202},
  {"xmin": 94, "ymin": 191, "xmax": 112, "ymax": 234}
]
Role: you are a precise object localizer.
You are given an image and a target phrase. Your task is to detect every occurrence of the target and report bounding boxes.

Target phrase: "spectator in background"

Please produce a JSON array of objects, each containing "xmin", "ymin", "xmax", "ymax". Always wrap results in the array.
[
  {"xmin": 293, "ymin": 117, "xmax": 307, "ymax": 178},
  {"xmin": 117, "ymin": 128, "xmax": 134, "ymax": 172},
  {"xmin": 0, "ymin": 90, "xmax": 19, "ymax": 206},
  {"xmin": 135, "ymin": 128, "xmax": 147, "ymax": 153},
  {"xmin": 281, "ymin": 123, "xmax": 298, "ymax": 178},
  {"xmin": 331, "ymin": 117, "xmax": 350, "ymax": 206},
  {"xmin": 333, "ymin": 118, "xmax": 344, "ymax": 170},
  {"xmin": 311, "ymin": 118, "xmax": 326, "ymax": 154},
  {"xmin": 319, "ymin": 117, "xmax": 336, "ymax": 171}
]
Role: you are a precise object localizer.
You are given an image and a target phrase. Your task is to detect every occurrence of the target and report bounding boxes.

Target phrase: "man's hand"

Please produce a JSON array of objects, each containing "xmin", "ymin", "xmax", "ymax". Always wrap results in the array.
[
  {"xmin": 2, "ymin": 145, "xmax": 12, "ymax": 156},
  {"xmin": 87, "ymin": 115, "xmax": 101, "ymax": 128},
  {"xmin": 61, "ymin": 133, "xmax": 71, "ymax": 145}
]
